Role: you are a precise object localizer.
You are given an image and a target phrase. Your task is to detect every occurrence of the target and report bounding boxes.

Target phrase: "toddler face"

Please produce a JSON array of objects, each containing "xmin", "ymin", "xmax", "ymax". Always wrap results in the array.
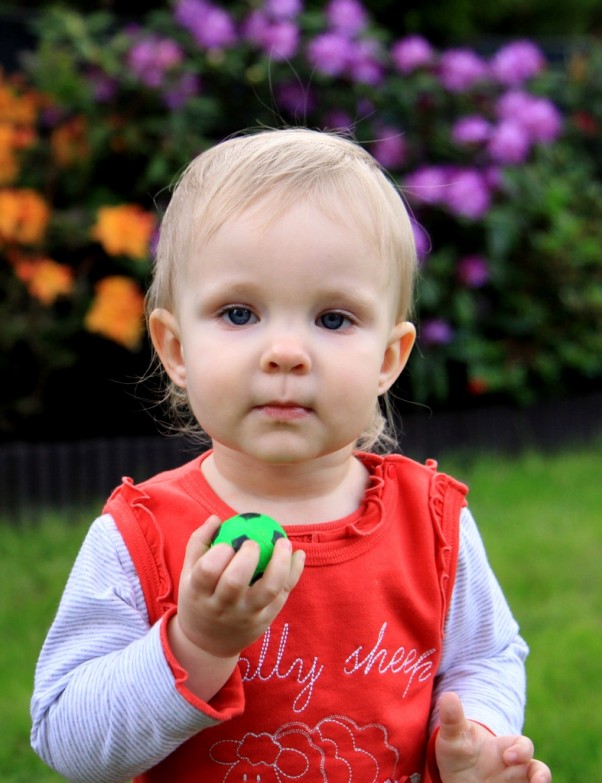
[{"xmin": 156, "ymin": 197, "xmax": 414, "ymax": 465}]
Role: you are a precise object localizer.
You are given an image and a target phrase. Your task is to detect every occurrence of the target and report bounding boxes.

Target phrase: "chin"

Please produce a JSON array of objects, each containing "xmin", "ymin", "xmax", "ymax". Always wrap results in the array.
[
  {"xmin": 213, "ymin": 429, "xmax": 354, "ymax": 465},
  {"xmin": 252, "ymin": 439, "xmax": 356, "ymax": 466}
]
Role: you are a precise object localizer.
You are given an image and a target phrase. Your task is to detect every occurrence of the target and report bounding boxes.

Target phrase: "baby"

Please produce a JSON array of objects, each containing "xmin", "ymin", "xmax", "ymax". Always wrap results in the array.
[{"xmin": 31, "ymin": 128, "xmax": 551, "ymax": 783}]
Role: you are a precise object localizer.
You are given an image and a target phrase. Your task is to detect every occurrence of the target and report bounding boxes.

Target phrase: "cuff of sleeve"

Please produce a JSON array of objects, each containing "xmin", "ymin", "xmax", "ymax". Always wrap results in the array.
[{"xmin": 159, "ymin": 606, "xmax": 245, "ymax": 722}]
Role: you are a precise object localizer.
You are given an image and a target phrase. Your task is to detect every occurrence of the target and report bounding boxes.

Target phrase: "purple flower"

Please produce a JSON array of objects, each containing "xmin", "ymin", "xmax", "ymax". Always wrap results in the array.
[
  {"xmin": 306, "ymin": 32, "xmax": 353, "ymax": 77},
  {"xmin": 348, "ymin": 38, "xmax": 384, "ymax": 85},
  {"xmin": 371, "ymin": 126, "xmax": 407, "ymax": 169},
  {"xmin": 265, "ymin": 20, "xmax": 300, "ymax": 59},
  {"xmin": 244, "ymin": 3, "xmax": 300, "ymax": 59},
  {"xmin": 326, "ymin": 0, "xmax": 368, "ymax": 36},
  {"xmin": 410, "ymin": 218, "xmax": 431, "ymax": 260},
  {"xmin": 452, "ymin": 115, "xmax": 491, "ymax": 146},
  {"xmin": 488, "ymin": 120, "xmax": 531, "ymax": 164},
  {"xmin": 421, "ymin": 318, "xmax": 454, "ymax": 346},
  {"xmin": 491, "ymin": 40, "xmax": 546, "ymax": 86},
  {"xmin": 243, "ymin": 9, "xmax": 270, "ymax": 44},
  {"xmin": 156, "ymin": 39, "xmax": 183, "ymax": 69},
  {"xmin": 444, "ymin": 169, "xmax": 492, "ymax": 220},
  {"xmin": 438, "ymin": 48, "xmax": 489, "ymax": 93},
  {"xmin": 263, "ymin": 0, "xmax": 302, "ymax": 20},
  {"xmin": 391, "ymin": 35, "xmax": 434, "ymax": 74},
  {"xmin": 484, "ymin": 165, "xmax": 503, "ymax": 190},
  {"xmin": 41, "ymin": 104, "xmax": 67, "ymax": 127},
  {"xmin": 519, "ymin": 96, "xmax": 563, "ymax": 143},
  {"xmin": 357, "ymin": 97, "xmax": 374, "ymax": 117},
  {"xmin": 405, "ymin": 165, "xmax": 450, "ymax": 206},
  {"xmin": 496, "ymin": 89, "xmax": 531, "ymax": 119},
  {"xmin": 276, "ymin": 81, "xmax": 316, "ymax": 117},
  {"xmin": 127, "ymin": 36, "xmax": 183, "ymax": 88},
  {"xmin": 496, "ymin": 90, "xmax": 563, "ymax": 144},
  {"xmin": 174, "ymin": 0, "xmax": 237, "ymax": 50},
  {"xmin": 457, "ymin": 255, "xmax": 489, "ymax": 287},
  {"xmin": 86, "ymin": 68, "xmax": 118, "ymax": 102},
  {"xmin": 323, "ymin": 109, "xmax": 354, "ymax": 131},
  {"xmin": 163, "ymin": 72, "xmax": 200, "ymax": 109}
]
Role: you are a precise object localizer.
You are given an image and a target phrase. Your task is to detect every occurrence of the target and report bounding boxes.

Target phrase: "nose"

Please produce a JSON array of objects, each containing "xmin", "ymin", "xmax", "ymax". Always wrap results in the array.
[{"xmin": 259, "ymin": 333, "xmax": 311, "ymax": 374}]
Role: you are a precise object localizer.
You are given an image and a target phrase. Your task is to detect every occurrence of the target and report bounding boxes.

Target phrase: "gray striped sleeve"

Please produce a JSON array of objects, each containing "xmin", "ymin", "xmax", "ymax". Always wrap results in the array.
[
  {"xmin": 30, "ymin": 515, "xmax": 225, "ymax": 783},
  {"xmin": 432, "ymin": 507, "xmax": 529, "ymax": 736}
]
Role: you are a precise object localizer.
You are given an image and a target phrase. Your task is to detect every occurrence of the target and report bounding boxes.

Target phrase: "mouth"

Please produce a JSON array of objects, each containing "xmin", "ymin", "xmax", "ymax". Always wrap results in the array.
[{"xmin": 254, "ymin": 402, "xmax": 312, "ymax": 421}]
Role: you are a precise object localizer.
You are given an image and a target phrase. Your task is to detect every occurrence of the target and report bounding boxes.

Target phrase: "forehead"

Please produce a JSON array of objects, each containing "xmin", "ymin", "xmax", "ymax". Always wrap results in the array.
[
  {"xmin": 196, "ymin": 196, "xmax": 382, "ymax": 276},
  {"xmin": 186, "ymin": 199, "xmax": 399, "ymax": 317},
  {"xmin": 196, "ymin": 185, "xmax": 394, "ymax": 271},
  {"xmin": 165, "ymin": 151, "xmax": 416, "ymax": 317},
  {"xmin": 209, "ymin": 197, "xmax": 383, "ymax": 270}
]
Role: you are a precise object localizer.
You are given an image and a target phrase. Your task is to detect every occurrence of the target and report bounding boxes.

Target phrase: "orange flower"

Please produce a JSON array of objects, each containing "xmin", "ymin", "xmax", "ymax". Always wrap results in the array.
[
  {"xmin": 84, "ymin": 275, "xmax": 145, "ymax": 350},
  {"xmin": 12, "ymin": 254, "xmax": 74, "ymax": 305},
  {"xmin": 0, "ymin": 188, "xmax": 50, "ymax": 245},
  {"xmin": 0, "ymin": 72, "xmax": 40, "ymax": 183},
  {"xmin": 91, "ymin": 204, "xmax": 156, "ymax": 260},
  {"xmin": 0, "ymin": 71, "xmax": 39, "ymax": 126},
  {"xmin": 0, "ymin": 123, "xmax": 19, "ymax": 184},
  {"xmin": 51, "ymin": 115, "xmax": 90, "ymax": 167}
]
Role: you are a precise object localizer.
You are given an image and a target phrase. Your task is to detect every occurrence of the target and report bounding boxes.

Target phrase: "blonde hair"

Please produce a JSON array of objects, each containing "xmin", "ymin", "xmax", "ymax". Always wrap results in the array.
[{"xmin": 147, "ymin": 127, "xmax": 417, "ymax": 452}]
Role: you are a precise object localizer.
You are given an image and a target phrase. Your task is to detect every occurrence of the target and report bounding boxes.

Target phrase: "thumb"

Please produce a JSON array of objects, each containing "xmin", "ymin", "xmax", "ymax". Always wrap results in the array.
[
  {"xmin": 182, "ymin": 514, "xmax": 222, "ymax": 572},
  {"xmin": 434, "ymin": 692, "xmax": 479, "ymax": 777},
  {"xmin": 437, "ymin": 691, "xmax": 469, "ymax": 742}
]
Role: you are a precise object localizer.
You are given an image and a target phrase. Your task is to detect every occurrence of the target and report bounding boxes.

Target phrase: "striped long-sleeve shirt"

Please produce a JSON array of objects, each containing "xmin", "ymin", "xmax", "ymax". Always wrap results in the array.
[{"xmin": 31, "ymin": 507, "xmax": 529, "ymax": 783}]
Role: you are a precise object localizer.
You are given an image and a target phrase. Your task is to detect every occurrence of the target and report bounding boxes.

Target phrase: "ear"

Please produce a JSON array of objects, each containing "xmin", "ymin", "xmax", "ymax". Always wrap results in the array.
[
  {"xmin": 378, "ymin": 320, "xmax": 416, "ymax": 395},
  {"xmin": 148, "ymin": 308, "xmax": 187, "ymax": 388}
]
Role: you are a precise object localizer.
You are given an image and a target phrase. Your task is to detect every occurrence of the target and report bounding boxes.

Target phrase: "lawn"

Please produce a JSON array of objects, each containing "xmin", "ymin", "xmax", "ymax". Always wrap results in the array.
[
  {"xmin": 441, "ymin": 446, "xmax": 602, "ymax": 780},
  {"xmin": 1, "ymin": 445, "xmax": 600, "ymax": 781}
]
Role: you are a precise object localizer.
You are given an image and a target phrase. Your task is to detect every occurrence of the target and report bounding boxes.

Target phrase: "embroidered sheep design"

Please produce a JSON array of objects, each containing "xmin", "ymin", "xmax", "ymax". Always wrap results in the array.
[{"xmin": 209, "ymin": 715, "xmax": 421, "ymax": 782}]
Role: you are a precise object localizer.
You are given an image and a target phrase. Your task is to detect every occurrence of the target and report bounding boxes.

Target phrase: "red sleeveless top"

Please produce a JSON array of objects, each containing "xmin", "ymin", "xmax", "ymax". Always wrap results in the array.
[{"xmin": 104, "ymin": 451, "xmax": 467, "ymax": 783}]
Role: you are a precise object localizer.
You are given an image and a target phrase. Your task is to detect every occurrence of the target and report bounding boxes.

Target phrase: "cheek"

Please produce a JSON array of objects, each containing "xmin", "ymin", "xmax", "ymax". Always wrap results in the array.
[
  {"xmin": 183, "ymin": 339, "xmax": 249, "ymax": 412},
  {"xmin": 325, "ymin": 348, "xmax": 383, "ymax": 409}
]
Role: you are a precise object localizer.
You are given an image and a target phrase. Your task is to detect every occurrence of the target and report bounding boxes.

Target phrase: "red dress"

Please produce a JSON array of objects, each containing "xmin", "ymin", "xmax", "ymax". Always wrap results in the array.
[{"xmin": 104, "ymin": 450, "xmax": 467, "ymax": 783}]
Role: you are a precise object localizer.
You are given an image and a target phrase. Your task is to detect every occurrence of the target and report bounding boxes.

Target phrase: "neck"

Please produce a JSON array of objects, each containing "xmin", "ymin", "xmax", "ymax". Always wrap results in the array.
[{"xmin": 202, "ymin": 444, "xmax": 368, "ymax": 525}]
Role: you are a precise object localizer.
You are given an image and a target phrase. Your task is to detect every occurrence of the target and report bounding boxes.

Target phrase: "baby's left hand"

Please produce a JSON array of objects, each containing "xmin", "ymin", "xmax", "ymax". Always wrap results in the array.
[{"xmin": 435, "ymin": 692, "xmax": 552, "ymax": 783}]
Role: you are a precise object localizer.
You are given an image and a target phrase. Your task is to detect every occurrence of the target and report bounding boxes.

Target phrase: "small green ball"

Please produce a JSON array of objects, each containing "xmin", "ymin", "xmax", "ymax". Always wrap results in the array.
[{"xmin": 211, "ymin": 512, "xmax": 288, "ymax": 583}]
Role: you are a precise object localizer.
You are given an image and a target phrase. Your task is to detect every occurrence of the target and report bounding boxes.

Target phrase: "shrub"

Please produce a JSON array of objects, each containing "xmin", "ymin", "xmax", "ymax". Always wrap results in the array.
[{"xmin": 1, "ymin": 0, "xmax": 601, "ymax": 437}]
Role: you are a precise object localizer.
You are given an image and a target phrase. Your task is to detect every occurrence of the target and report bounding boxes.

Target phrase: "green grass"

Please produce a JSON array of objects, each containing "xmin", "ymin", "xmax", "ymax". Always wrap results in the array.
[
  {"xmin": 441, "ymin": 446, "xmax": 602, "ymax": 781},
  {"xmin": 0, "ymin": 510, "xmax": 90, "ymax": 782},
  {"xmin": 2, "ymin": 445, "xmax": 601, "ymax": 781}
]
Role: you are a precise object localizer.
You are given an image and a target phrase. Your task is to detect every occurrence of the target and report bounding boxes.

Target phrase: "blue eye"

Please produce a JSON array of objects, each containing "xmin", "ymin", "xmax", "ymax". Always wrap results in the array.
[
  {"xmin": 222, "ymin": 307, "xmax": 256, "ymax": 326},
  {"xmin": 319, "ymin": 312, "xmax": 349, "ymax": 330}
]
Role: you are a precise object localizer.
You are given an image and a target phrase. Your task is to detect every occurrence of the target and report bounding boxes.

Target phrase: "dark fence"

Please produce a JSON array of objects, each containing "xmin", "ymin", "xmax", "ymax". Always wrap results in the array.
[{"xmin": 1, "ymin": 391, "xmax": 600, "ymax": 523}]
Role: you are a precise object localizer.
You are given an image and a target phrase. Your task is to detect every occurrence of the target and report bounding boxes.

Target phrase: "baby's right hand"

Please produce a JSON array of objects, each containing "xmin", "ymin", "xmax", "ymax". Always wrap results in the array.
[{"xmin": 168, "ymin": 515, "xmax": 304, "ymax": 698}]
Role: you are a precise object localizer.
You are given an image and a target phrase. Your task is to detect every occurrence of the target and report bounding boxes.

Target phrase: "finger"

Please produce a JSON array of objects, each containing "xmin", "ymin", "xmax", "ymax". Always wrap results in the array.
[
  {"xmin": 503, "ymin": 736, "xmax": 535, "ymax": 766},
  {"xmin": 528, "ymin": 759, "xmax": 552, "ymax": 783},
  {"xmin": 248, "ymin": 539, "xmax": 305, "ymax": 607},
  {"xmin": 183, "ymin": 514, "xmax": 223, "ymax": 572},
  {"xmin": 437, "ymin": 691, "xmax": 468, "ymax": 742},
  {"xmin": 216, "ymin": 539, "xmax": 261, "ymax": 599},
  {"xmin": 289, "ymin": 548, "xmax": 306, "ymax": 588},
  {"xmin": 256, "ymin": 536, "xmax": 294, "ymax": 585},
  {"xmin": 181, "ymin": 516, "xmax": 229, "ymax": 596},
  {"xmin": 190, "ymin": 540, "xmax": 238, "ymax": 594}
]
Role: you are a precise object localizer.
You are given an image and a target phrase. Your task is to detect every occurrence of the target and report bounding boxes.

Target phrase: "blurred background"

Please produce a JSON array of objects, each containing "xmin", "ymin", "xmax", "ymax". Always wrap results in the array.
[
  {"xmin": 1, "ymin": 0, "xmax": 601, "ymax": 515},
  {"xmin": 0, "ymin": 2, "xmax": 601, "ymax": 778}
]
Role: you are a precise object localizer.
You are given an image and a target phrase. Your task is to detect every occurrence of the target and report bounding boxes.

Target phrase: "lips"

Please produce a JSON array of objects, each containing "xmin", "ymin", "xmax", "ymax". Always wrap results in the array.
[{"xmin": 255, "ymin": 401, "xmax": 312, "ymax": 421}]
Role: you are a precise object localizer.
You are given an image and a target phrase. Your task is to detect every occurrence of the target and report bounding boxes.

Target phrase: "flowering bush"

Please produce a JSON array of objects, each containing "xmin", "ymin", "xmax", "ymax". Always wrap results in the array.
[{"xmin": 1, "ymin": 0, "xmax": 601, "ymax": 437}]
